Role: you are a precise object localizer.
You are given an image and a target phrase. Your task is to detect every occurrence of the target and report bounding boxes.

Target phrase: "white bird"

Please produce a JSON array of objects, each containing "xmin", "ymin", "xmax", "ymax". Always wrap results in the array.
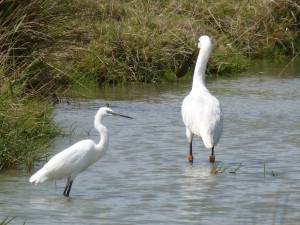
[
  {"xmin": 176, "ymin": 35, "xmax": 223, "ymax": 163},
  {"xmin": 29, "ymin": 107, "xmax": 132, "ymax": 197}
]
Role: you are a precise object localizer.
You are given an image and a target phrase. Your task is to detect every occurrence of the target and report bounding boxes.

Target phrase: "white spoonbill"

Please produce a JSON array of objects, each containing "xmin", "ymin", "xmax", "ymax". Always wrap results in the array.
[
  {"xmin": 176, "ymin": 35, "xmax": 223, "ymax": 163},
  {"xmin": 29, "ymin": 107, "xmax": 132, "ymax": 197}
]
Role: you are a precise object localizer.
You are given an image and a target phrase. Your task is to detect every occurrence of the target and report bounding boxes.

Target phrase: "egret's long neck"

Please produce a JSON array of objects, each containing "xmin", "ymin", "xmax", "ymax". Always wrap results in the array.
[
  {"xmin": 94, "ymin": 115, "xmax": 109, "ymax": 154},
  {"xmin": 192, "ymin": 44, "xmax": 212, "ymax": 90}
]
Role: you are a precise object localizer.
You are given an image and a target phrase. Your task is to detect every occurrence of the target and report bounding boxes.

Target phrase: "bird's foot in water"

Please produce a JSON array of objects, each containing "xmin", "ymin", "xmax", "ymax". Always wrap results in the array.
[
  {"xmin": 209, "ymin": 155, "xmax": 215, "ymax": 163},
  {"xmin": 188, "ymin": 155, "xmax": 193, "ymax": 163}
]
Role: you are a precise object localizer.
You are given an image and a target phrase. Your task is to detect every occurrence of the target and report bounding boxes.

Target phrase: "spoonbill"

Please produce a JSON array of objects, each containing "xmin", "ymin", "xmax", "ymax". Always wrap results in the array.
[
  {"xmin": 29, "ymin": 107, "xmax": 132, "ymax": 197},
  {"xmin": 176, "ymin": 35, "xmax": 223, "ymax": 163}
]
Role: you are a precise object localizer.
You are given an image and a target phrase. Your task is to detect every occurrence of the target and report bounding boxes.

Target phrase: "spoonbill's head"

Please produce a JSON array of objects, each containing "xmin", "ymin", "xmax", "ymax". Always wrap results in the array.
[
  {"xmin": 176, "ymin": 35, "xmax": 212, "ymax": 78},
  {"xmin": 198, "ymin": 35, "xmax": 212, "ymax": 49}
]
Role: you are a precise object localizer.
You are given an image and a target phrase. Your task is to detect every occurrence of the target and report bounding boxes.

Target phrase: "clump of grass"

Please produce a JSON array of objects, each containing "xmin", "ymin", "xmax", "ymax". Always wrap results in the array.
[
  {"xmin": 211, "ymin": 163, "xmax": 228, "ymax": 174},
  {"xmin": 229, "ymin": 162, "xmax": 243, "ymax": 174},
  {"xmin": 0, "ymin": 91, "xmax": 59, "ymax": 170},
  {"xmin": 0, "ymin": 0, "xmax": 62, "ymax": 170},
  {"xmin": 271, "ymin": 170, "xmax": 278, "ymax": 177},
  {"xmin": 263, "ymin": 164, "xmax": 278, "ymax": 177},
  {"xmin": 211, "ymin": 162, "xmax": 243, "ymax": 175},
  {"xmin": 0, "ymin": 0, "xmax": 70, "ymax": 95},
  {"xmin": 0, "ymin": 216, "xmax": 15, "ymax": 225}
]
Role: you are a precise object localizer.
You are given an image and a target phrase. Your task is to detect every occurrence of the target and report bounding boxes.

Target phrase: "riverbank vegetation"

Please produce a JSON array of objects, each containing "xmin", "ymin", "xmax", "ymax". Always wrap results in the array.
[{"xmin": 1, "ymin": 0, "xmax": 299, "ymax": 170}]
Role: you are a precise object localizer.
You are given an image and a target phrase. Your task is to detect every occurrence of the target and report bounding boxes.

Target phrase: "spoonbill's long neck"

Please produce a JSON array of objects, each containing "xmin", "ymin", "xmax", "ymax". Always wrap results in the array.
[{"xmin": 192, "ymin": 45, "xmax": 211, "ymax": 90}]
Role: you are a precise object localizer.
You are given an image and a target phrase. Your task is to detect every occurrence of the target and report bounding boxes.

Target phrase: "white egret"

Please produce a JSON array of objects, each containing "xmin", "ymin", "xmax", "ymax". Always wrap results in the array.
[
  {"xmin": 29, "ymin": 107, "xmax": 132, "ymax": 197},
  {"xmin": 176, "ymin": 35, "xmax": 223, "ymax": 163}
]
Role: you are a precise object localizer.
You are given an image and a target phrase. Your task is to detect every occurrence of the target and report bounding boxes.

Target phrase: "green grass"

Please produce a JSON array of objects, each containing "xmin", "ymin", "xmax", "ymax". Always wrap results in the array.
[
  {"xmin": 264, "ymin": 164, "xmax": 278, "ymax": 177},
  {"xmin": 2, "ymin": 0, "xmax": 299, "ymax": 87},
  {"xmin": 210, "ymin": 162, "xmax": 243, "ymax": 175},
  {"xmin": 0, "ymin": 0, "xmax": 63, "ymax": 170},
  {"xmin": 40, "ymin": 0, "xmax": 299, "ymax": 84},
  {"xmin": 0, "ymin": 216, "xmax": 15, "ymax": 225},
  {"xmin": 0, "ymin": 91, "xmax": 59, "ymax": 170}
]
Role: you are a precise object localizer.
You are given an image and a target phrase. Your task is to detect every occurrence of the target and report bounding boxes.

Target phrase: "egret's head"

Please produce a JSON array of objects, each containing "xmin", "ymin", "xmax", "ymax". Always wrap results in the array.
[
  {"xmin": 97, "ymin": 107, "xmax": 133, "ymax": 119},
  {"xmin": 100, "ymin": 107, "xmax": 114, "ymax": 116}
]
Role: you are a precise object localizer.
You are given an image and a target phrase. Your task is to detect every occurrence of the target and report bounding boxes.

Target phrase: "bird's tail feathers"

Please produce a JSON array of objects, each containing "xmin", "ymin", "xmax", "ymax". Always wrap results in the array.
[{"xmin": 29, "ymin": 170, "xmax": 49, "ymax": 184}]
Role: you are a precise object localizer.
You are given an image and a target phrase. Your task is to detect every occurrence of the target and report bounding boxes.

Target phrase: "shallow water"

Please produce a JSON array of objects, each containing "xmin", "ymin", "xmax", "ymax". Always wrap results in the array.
[{"xmin": 1, "ymin": 60, "xmax": 300, "ymax": 224}]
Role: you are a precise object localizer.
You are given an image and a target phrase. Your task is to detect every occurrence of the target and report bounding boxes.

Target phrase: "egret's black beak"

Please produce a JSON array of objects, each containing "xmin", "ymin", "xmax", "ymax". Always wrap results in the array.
[
  {"xmin": 111, "ymin": 112, "xmax": 133, "ymax": 119},
  {"xmin": 176, "ymin": 47, "xmax": 200, "ymax": 78}
]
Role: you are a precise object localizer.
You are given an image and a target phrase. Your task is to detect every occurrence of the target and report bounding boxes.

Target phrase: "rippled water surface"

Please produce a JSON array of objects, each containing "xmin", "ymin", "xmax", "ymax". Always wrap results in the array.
[{"xmin": 1, "ymin": 61, "xmax": 300, "ymax": 224}]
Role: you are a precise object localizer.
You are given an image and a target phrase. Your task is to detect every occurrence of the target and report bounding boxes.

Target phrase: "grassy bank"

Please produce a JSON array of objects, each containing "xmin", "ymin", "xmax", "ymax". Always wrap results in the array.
[
  {"xmin": 0, "ymin": 0, "xmax": 63, "ymax": 169},
  {"xmin": 45, "ymin": 0, "xmax": 299, "ymax": 84},
  {"xmin": 0, "ymin": 0, "xmax": 299, "ymax": 170}
]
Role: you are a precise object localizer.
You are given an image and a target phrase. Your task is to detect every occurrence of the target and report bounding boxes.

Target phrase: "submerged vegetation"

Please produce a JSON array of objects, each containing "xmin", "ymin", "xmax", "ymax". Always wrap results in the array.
[
  {"xmin": 0, "ymin": 216, "xmax": 15, "ymax": 225},
  {"xmin": 210, "ymin": 162, "xmax": 243, "ymax": 175},
  {"xmin": 0, "ymin": 0, "xmax": 299, "ymax": 170}
]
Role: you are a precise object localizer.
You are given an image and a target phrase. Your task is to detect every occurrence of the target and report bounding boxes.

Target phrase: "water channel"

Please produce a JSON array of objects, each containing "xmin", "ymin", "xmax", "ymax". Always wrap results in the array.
[{"xmin": 1, "ymin": 60, "xmax": 300, "ymax": 224}]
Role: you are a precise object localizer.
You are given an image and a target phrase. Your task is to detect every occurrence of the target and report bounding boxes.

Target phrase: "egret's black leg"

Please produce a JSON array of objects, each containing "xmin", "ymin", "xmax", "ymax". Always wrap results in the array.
[
  {"xmin": 188, "ymin": 142, "xmax": 193, "ymax": 163},
  {"xmin": 65, "ymin": 181, "xmax": 73, "ymax": 197},
  {"xmin": 63, "ymin": 177, "xmax": 73, "ymax": 197},
  {"xmin": 63, "ymin": 181, "xmax": 69, "ymax": 196}
]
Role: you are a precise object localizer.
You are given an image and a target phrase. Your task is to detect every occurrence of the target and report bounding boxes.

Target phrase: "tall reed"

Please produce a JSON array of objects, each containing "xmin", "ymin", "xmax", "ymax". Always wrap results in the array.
[{"xmin": 0, "ymin": 0, "xmax": 62, "ymax": 170}]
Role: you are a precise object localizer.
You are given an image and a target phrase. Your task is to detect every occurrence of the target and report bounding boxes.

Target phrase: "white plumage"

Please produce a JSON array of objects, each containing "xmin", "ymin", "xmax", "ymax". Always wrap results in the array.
[
  {"xmin": 177, "ymin": 35, "xmax": 223, "ymax": 163},
  {"xmin": 30, "ymin": 107, "xmax": 132, "ymax": 196}
]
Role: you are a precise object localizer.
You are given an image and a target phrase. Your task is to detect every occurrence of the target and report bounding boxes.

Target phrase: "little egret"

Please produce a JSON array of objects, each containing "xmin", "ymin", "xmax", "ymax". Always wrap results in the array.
[
  {"xmin": 176, "ymin": 35, "xmax": 223, "ymax": 163},
  {"xmin": 29, "ymin": 107, "xmax": 132, "ymax": 197}
]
